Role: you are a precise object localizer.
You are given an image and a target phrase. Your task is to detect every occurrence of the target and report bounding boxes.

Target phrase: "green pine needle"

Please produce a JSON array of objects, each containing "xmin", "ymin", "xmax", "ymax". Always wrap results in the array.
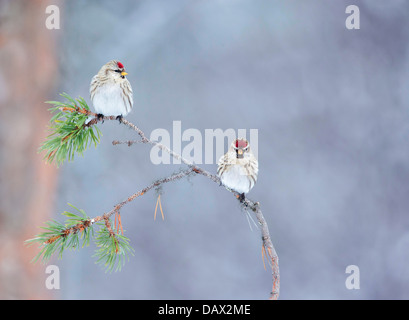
[
  {"xmin": 26, "ymin": 205, "xmax": 135, "ymax": 273},
  {"xmin": 93, "ymin": 223, "xmax": 135, "ymax": 273},
  {"xmin": 25, "ymin": 204, "xmax": 93, "ymax": 263},
  {"xmin": 30, "ymin": 93, "xmax": 135, "ymax": 272},
  {"xmin": 39, "ymin": 93, "xmax": 102, "ymax": 166}
]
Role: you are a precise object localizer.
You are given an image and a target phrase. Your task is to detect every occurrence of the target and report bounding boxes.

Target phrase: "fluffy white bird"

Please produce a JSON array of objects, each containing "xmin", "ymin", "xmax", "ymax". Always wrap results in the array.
[
  {"xmin": 90, "ymin": 60, "xmax": 133, "ymax": 121},
  {"xmin": 217, "ymin": 138, "xmax": 258, "ymax": 201}
]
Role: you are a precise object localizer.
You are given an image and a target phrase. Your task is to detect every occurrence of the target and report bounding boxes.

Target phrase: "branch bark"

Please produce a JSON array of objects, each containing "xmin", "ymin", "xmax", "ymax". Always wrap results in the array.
[{"xmin": 62, "ymin": 109, "xmax": 280, "ymax": 299}]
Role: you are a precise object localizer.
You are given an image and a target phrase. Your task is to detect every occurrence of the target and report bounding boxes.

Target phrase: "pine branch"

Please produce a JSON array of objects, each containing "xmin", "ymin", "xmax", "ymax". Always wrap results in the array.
[
  {"xmin": 93, "ymin": 218, "xmax": 134, "ymax": 273},
  {"xmin": 39, "ymin": 93, "xmax": 102, "ymax": 166},
  {"xmin": 30, "ymin": 93, "xmax": 280, "ymax": 299},
  {"xmin": 25, "ymin": 203, "xmax": 94, "ymax": 263}
]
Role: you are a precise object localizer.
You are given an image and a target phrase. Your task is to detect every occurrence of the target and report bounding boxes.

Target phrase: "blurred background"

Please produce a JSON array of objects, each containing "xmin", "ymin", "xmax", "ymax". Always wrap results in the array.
[{"xmin": 0, "ymin": 0, "xmax": 408, "ymax": 299}]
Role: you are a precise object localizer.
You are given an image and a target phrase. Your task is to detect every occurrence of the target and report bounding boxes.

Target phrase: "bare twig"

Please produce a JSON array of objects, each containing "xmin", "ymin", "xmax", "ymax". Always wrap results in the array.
[
  {"xmin": 58, "ymin": 109, "xmax": 280, "ymax": 299},
  {"xmin": 112, "ymin": 119, "xmax": 280, "ymax": 299}
]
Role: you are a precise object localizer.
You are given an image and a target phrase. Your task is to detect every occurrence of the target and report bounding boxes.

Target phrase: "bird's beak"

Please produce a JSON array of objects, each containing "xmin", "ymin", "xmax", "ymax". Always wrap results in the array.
[
  {"xmin": 237, "ymin": 149, "xmax": 244, "ymax": 159},
  {"xmin": 121, "ymin": 71, "xmax": 128, "ymax": 76}
]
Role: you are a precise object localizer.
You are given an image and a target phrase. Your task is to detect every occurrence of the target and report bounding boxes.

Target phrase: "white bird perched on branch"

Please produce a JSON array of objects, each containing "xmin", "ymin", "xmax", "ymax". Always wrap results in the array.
[
  {"xmin": 90, "ymin": 60, "xmax": 133, "ymax": 122},
  {"xmin": 217, "ymin": 138, "xmax": 258, "ymax": 201}
]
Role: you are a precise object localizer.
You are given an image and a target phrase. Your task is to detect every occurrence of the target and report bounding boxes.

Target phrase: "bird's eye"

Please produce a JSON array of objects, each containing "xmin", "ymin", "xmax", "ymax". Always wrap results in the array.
[{"xmin": 114, "ymin": 69, "xmax": 121, "ymax": 73}]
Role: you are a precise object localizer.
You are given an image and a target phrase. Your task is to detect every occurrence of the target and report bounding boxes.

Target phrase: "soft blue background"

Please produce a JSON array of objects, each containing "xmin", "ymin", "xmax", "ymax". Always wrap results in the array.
[{"xmin": 49, "ymin": 0, "xmax": 409, "ymax": 299}]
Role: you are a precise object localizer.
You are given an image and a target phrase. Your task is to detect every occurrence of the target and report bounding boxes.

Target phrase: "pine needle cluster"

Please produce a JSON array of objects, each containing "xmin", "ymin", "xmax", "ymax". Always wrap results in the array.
[
  {"xmin": 39, "ymin": 93, "xmax": 101, "ymax": 166},
  {"xmin": 28, "ymin": 94, "xmax": 133, "ymax": 272},
  {"xmin": 26, "ymin": 204, "xmax": 134, "ymax": 273}
]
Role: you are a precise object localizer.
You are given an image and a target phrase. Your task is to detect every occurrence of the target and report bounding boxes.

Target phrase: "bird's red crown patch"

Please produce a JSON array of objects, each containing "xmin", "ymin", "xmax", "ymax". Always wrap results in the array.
[
  {"xmin": 235, "ymin": 139, "xmax": 248, "ymax": 148},
  {"xmin": 117, "ymin": 61, "xmax": 124, "ymax": 69}
]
